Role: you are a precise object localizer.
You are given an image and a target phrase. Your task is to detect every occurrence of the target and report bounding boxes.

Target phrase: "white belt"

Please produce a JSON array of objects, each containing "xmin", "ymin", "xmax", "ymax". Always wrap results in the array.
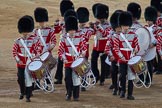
[
  {"xmin": 18, "ymin": 53, "xmax": 28, "ymax": 57},
  {"xmin": 120, "ymin": 48, "xmax": 131, "ymax": 51},
  {"xmin": 65, "ymin": 53, "xmax": 77, "ymax": 57},
  {"xmin": 98, "ymin": 37, "xmax": 107, "ymax": 40},
  {"xmin": 86, "ymin": 42, "xmax": 89, "ymax": 44}
]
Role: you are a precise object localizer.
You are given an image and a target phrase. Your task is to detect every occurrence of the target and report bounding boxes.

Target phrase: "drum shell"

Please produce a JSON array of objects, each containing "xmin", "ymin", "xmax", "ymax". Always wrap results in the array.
[
  {"xmin": 128, "ymin": 57, "xmax": 146, "ymax": 74},
  {"xmin": 71, "ymin": 58, "xmax": 90, "ymax": 76},
  {"xmin": 40, "ymin": 51, "xmax": 57, "ymax": 70},
  {"xmin": 28, "ymin": 61, "xmax": 46, "ymax": 80}
]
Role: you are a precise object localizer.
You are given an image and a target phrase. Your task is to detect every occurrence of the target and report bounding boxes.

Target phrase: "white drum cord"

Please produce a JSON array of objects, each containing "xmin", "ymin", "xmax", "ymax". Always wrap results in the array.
[
  {"xmin": 34, "ymin": 66, "xmax": 55, "ymax": 93},
  {"xmin": 80, "ymin": 70, "xmax": 96, "ymax": 88},
  {"xmin": 133, "ymin": 69, "xmax": 151, "ymax": 88}
]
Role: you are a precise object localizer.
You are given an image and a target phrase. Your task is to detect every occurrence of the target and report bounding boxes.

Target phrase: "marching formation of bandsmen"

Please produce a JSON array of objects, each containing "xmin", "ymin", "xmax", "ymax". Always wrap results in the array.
[{"xmin": 12, "ymin": 0, "xmax": 162, "ymax": 102}]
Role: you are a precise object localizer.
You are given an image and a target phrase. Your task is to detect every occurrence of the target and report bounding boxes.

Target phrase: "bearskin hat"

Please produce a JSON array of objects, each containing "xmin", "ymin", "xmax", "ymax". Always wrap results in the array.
[
  {"xmin": 65, "ymin": 16, "xmax": 78, "ymax": 32},
  {"xmin": 77, "ymin": 7, "xmax": 89, "ymax": 23},
  {"xmin": 64, "ymin": 9, "xmax": 77, "ymax": 21},
  {"xmin": 127, "ymin": 2, "xmax": 141, "ymax": 20},
  {"xmin": 34, "ymin": 7, "xmax": 48, "ymax": 22},
  {"xmin": 151, "ymin": 0, "xmax": 162, "ymax": 13},
  {"xmin": 110, "ymin": 10, "xmax": 123, "ymax": 31},
  {"xmin": 18, "ymin": 15, "xmax": 34, "ymax": 33},
  {"xmin": 119, "ymin": 11, "xmax": 133, "ymax": 27},
  {"xmin": 60, "ymin": 0, "xmax": 74, "ymax": 17},
  {"xmin": 95, "ymin": 4, "xmax": 109, "ymax": 19},
  {"xmin": 144, "ymin": 6, "xmax": 158, "ymax": 23},
  {"xmin": 92, "ymin": 3, "xmax": 102, "ymax": 18}
]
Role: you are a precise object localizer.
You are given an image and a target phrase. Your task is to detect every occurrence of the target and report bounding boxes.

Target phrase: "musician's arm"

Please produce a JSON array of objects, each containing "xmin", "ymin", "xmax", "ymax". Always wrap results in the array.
[
  {"xmin": 133, "ymin": 35, "xmax": 140, "ymax": 55},
  {"xmin": 157, "ymin": 33, "xmax": 162, "ymax": 59},
  {"xmin": 12, "ymin": 42, "xmax": 20, "ymax": 63},
  {"xmin": 49, "ymin": 29, "xmax": 57, "ymax": 51},
  {"xmin": 97, "ymin": 25, "xmax": 111, "ymax": 37},
  {"xmin": 53, "ymin": 20, "xmax": 63, "ymax": 34},
  {"xmin": 58, "ymin": 39, "xmax": 66, "ymax": 61},
  {"xmin": 80, "ymin": 38, "xmax": 87, "ymax": 57},
  {"xmin": 104, "ymin": 37, "xmax": 113, "ymax": 58}
]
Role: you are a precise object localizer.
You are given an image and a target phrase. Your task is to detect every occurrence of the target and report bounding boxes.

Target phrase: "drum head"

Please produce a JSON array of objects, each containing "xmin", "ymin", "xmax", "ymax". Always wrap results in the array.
[
  {"xmin": 128, "ymin": 56, "xmax": 141, "ymax": 65},
  {"xmin": 71, "ymin": 58, "xmax": 84, "ymax": 68},
  {"xmin": 28, "ymin": 60, "xmax": 43, "ymax": 71},
  {"xmin": 40, "ymin": 51, "xmax": 50, "ymax": 61},
  {"xmin": 136, "ymin": 27, "xmax": 151, "ymax": 56}
]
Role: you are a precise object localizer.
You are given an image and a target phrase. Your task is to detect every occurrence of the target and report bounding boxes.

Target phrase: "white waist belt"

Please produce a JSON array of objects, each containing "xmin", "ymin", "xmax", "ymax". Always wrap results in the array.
[
  {"xmin": 97, "ymin": 38, "xmax": 107, "ymax": 40},
  {"xmin": 65, "ymin": 53, "xmax": 77, "ymax": 57},
  {"xmin": 120, "ymin": 48, "xmax": 131, "ymax": 51}
]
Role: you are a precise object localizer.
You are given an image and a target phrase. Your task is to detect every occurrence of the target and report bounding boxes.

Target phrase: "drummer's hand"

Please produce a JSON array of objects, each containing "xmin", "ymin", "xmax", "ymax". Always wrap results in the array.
[
  {"xmin": 54, "ymin": 19, "xmax": 59, "ymax": 26},
  {"xmin": 134, "ymin": 49, "xmax": 139, "ymax": 55},
  {"xmin": 109, "ymin": 56, "xmax": 115, "ymax": 61},
  {"xmin": 81, "ymin": 51, "xmax": 86, "ymax": 57},
  {"xmin": 149, "ymin": 43, "xmax": 155, "ymax": 48},
  {"xmin": 17, "ymin": 61, "xmax": 23, "ymax": 65},
  {"xmin": 120, "ymin": 56, "xmax": 126, "ymax": 62},
  {"xmin": 63, "ymin": 59, "xmax": 68, "ymax": 63},
  {"xmin": 48, "ymin": 44, "xmax": 55, "ymax": 51}
]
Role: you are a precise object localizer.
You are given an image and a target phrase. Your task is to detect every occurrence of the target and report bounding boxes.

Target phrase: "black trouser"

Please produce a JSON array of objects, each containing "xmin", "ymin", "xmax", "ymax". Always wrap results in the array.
[
  {"xmin": 157, "ymin": 52, "xmax": 162, "ymax": 72},
  {"xmin": 55, "ymin": 57, "xmax": 63, "ymax": 81},
  {"xmin": 119, "ymin": 63, "xmax": 133, "ymax": 96},
  {"xmin": 65, "ymin": 67, "xmax": 79, "ymax": 99},
  {"xmin": 17, "ymin": 67, "xmax": 32, "ymax": 99},
  {"xmin": 111, "ymin": 61, "xmax": 119, "ymax": 90},
  {"xmin": 146, "ymin": 60, "xmax": 153, "ymax": 82},
  {"xmin": 91, "ymin": 50, "xmax": 110, "ymax": 83}
]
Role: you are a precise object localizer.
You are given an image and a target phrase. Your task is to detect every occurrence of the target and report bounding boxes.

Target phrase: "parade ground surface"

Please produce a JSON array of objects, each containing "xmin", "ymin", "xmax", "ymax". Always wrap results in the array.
[{"xmin": 0, "ymin": 0, "xmax": 162, "ymax": 108}]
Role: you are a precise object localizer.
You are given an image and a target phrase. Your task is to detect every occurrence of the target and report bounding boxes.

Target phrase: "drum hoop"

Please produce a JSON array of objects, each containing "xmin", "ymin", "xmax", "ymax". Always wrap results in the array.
[
  {"xmin": 71, "ymin": 57, "xmax": 86, "ymax": 68},
  {"xmin": 27, "ymin": 60, "xmax": 44, "ymax": 71},
  {"xmin": 41, "ymin": 51, "xmax": 50, "ymax": 57}
]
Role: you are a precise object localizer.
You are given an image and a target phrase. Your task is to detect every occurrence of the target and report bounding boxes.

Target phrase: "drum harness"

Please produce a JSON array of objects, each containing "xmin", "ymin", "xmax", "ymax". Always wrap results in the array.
[
  {"xmin": 66, "ymin": 34, "xmax": 96, "ymax": 88},
  {"xmin": 120, "ymin": 33, "xmax": 151, "ymax": 88},
  {"xmin": 20, "ymin": 33, "xmax": 55, "ymax": 92}
]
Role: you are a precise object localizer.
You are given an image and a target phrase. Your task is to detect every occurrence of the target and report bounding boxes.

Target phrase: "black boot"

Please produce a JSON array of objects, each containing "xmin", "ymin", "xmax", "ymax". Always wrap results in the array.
[
  {"xmin": 120, "ymin": 91, "xmax": 125, "ymax": 98},
  {"xmin": 65, "ymin": 90, "xmax": 72, "ymax": 101},
  {"xmin": 112, "ymin": 89, "xmax": 118, "ymax": 95},
  {"xmin": 127, "ymin": 80, "xmax": 135, "ymax": 100},
  {"xmin": 26, "ymin": 87, "xmax": 32, "ymax": 102},
  {"xmin": 54, "ymin": 80, "xmax": 62, "ymax": 84},
  {"xmin": 73, "ymin": 86, "xmax": 80, "ymax": 101},
  {"xmin": 19, "ymin": 93, "xmax": 24, "ymax": 100}
]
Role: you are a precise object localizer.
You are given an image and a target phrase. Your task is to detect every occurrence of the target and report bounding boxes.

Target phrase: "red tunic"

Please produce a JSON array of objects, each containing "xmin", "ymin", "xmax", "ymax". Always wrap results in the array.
[
  {"xmin": 114, "ymin": 29, "xmax": 140, "ymax": 63},
  {"xmin": 156, "ymin": 16, "xmax": 162, "ymax": 27},
  {"xmin": 79, "ymin": 27, "xmax": 94, "ymax": 58},
  {"xmin": 53, "ymin": 20, "xmax": 65, "ymax": 34},
  {"xmin": 144, "ymin": 24, "xmax": 160, "ymax": 40},
  {"xmin": 12, "ymin": 34, "xmax": 40, "ymax": 68},
  {"xmin": 93, "ymin": 21, "xmax": 112, "ymax": 51},
  {"xmin": 105, "ymin": 31, "xmax": 120, "ymax": 61},
  {"xmin": 156, "ymin": 29, "xmax": 162, "ymax": 56},
  {"xmin": 34, "ymin": 27, "xmax": 56, "ymax": 54},
  {"xmin": 58, "ymin": 32, "xmax": 87, "ymax": 67}
]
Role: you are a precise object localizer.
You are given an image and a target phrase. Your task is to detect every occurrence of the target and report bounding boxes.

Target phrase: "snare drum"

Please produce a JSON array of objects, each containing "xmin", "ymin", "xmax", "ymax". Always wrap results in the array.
[
  {"xmin": 28, "ymin": 60, "xmax": 46, "ymax": 79},
  {"xmin": 40, "ymin": 51, "xmax": 57, "ymax": 70},
  {"xmin": 128, "ymin": 56, "xmax": 146, "ymax": 74},
  {"xmin": 71, "ymin": 58, "xmax": 90, "ymax": 76}
]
